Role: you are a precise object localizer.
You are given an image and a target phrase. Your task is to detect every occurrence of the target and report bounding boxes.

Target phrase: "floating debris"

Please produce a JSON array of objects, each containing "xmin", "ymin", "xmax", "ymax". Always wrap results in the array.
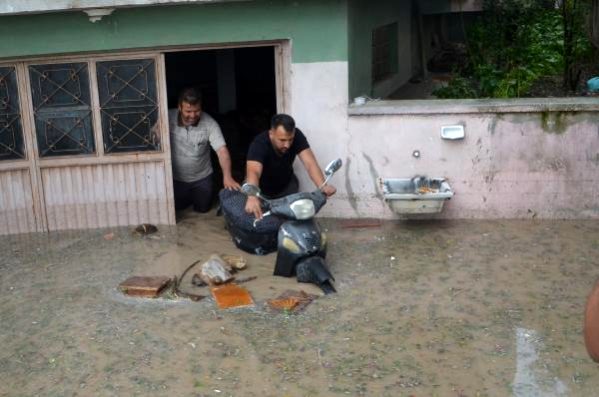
[
  {"xmin": 199, "ymin": 254, "xmax": 234, "ymax": 286},
  {"xmin": 119, "ymin": 276, "xmax": 172, "ymax": 298},
  {"xmin": 266, "ymin": 290, "xmax": 317, "ymax": 313},
  {"xmin": 133, "ymin": 223, "xmax": 158, "ymax": 236},
  {"xmin": 211, "ymin": 283, "xmax": 254, "ymax": 309},
  {"xmin": 221, "ymin": 254, "xmax": 247, "ymax": 270},
  {"xmin": 103, "ymin": 232, "xmax": 115, "ymax": 241},
  {"xmin": 235, "ymin": 275, "xmax": 257, "ymax": 285},
  {"xmin": 191, "ymin": 273, "xmax": 207, "ymax": 287}
]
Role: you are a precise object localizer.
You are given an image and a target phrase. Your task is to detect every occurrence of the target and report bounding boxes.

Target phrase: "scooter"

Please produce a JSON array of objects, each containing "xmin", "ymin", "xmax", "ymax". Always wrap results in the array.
[{"xmin": 241, "ymin": 158, "xmax": 342, "ymax": 294}]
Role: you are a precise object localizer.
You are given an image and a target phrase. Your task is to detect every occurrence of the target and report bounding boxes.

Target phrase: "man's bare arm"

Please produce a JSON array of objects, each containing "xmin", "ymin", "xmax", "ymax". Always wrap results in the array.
[
  {"xmin": 298, "ymin": 148, "xmax": 337, "ymax": 196},
  {"xmin": 216, "ymin": 146, "xmax": 240, "ymax": 190},
  {"xmin": 244, "ymin": 160, "xmax": 264, "ymax": 218}
]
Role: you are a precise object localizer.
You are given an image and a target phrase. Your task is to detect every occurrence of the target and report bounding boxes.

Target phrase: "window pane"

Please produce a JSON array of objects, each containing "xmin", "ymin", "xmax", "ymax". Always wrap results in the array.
[
  {"xmin": 96, "ymin": 58, "xmax": 160, "ymax": 153},
  {"xmin": 0, "ymin": 66, "xmax": 25, "ymax": 161},
  {"xmin": 29, "ymin": 63, "xmax": 95, "ymax": 157}
]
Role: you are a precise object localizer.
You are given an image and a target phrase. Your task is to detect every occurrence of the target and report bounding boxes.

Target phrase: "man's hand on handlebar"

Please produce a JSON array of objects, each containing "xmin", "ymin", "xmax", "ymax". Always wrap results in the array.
[
  {"xmin": 321, "ymin": 184, "xmax": 337, "ymax": 197},
  {"xmin": 245, "ymin": 196, "xmax": 263, "ymax": 219}
]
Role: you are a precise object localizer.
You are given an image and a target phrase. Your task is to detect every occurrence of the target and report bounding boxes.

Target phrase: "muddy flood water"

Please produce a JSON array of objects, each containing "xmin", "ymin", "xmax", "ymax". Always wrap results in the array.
[{"xmin": 0, "ymin": 212, "xmax": 598, "ymax": 397}]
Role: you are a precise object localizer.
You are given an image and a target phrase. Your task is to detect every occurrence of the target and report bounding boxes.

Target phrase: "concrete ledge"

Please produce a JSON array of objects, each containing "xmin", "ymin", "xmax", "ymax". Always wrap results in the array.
[
  {"xmin": 0, "ymin": 0, "xmax": 248, "ymax": 15},
  {"xmin": 349, "ymin": 97, "xmax": 599, "ymax": 116}
]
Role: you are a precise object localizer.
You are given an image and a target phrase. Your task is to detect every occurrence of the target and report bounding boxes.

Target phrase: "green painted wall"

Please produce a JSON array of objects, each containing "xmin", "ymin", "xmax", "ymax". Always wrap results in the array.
[
  {"xmin": 0, "ymin": 0, "xmax": 347, "ymax": 63},
  {"xmin": 348, "ymin": 0, "xmax": 412, "ymax": 99}
]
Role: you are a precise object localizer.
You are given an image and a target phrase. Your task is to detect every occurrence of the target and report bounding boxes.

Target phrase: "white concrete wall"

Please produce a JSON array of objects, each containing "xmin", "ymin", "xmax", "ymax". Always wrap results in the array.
[
  {"xmin": 288, "ymin": 61, "xmax": 350, "ymax": 203},
  {"xmin": 289, "ymin": 60, "xmax": 599, "ymax": 219},
  {"xmin": 343, "ymin": 112, "xmax": 599, "ymax": 219}
]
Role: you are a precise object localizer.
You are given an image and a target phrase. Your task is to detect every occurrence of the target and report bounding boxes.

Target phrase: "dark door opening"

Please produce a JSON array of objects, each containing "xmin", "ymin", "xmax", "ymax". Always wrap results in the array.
[{"xmin": 164, "ymin": 46, "xmax": 277, "ymax": 189}]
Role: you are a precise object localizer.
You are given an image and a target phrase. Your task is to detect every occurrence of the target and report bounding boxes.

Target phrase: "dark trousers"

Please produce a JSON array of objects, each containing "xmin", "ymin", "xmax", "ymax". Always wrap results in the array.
[{"xmin": 173, "ymin": 174, "xmax": 213, "ymax": 213}]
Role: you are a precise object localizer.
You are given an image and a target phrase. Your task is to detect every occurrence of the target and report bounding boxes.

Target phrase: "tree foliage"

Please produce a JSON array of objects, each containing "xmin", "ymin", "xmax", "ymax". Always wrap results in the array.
[{"xmin": 434, "ymin": 0, "xmax": 595, "ymax": 98}]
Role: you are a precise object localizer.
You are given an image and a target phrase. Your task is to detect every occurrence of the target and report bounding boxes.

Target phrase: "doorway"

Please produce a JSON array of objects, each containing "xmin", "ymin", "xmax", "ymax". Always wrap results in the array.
[{"xmin": 164, "ymin": 46, "xmax": 277, "ymax": 187}]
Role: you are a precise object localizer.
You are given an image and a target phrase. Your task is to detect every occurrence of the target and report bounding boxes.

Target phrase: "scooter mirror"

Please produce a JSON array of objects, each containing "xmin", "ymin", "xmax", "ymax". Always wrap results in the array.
[
  {"xmin": 324, "ymin": 158, "xmax": 342, "ymax": 176},
  {"xmin": 241, "ymin": 183, "xmax": 261, "ymax": 197}
]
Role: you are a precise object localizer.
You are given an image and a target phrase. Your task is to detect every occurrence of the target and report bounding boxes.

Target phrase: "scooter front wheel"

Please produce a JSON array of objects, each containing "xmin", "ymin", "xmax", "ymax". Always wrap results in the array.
[{"xmin": 296, "ymin": 256, "xmax": 336, "ymax": 295}]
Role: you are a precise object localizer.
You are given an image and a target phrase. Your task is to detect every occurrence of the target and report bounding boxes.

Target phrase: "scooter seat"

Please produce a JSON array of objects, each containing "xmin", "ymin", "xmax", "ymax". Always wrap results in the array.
[{"xmin": 219, "ymin": 189, "xmax": 283, "ymax": 255}]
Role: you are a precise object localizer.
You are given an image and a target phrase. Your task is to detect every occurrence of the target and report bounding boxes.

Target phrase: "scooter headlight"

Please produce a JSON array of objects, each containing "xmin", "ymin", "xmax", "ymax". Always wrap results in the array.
[{"xmin": 290, "ymin": 199, "xmax": 315, "ymax": 220}]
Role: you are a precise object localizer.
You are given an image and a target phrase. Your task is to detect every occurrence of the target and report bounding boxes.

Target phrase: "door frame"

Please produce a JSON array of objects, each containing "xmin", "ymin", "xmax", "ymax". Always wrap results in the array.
[{"xmin": 0, "ymin": 39, "xmax": 291, "ymax": 233}]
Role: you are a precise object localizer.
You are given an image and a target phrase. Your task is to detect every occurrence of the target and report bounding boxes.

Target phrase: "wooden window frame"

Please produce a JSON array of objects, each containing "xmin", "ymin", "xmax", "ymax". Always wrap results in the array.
[
  {"xmin": 0, "ymin": 39, "xmax": 290, "ymax": 169},
  {"xmin": 18, "ymin": 53, "xmax": 167, "ymax": 168},
  {"xmin": 0, "ymin": 40, "xmax": 290, "ymax": 232}
]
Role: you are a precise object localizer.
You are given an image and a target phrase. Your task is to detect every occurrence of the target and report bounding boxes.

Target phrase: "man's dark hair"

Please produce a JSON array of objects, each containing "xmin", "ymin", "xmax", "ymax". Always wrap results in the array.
[
  {"xmin": 270, "ymin": 114, "xmax": 295, "ymax": 133},
  {"xmin": 178, "ymin": 87, "xmax": 202, "ymax": 107}
]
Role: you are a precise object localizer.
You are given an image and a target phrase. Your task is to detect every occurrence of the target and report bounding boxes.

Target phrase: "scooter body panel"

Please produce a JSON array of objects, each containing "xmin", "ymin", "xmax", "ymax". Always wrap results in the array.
[{"xmin": 273, "ymin": 220, "xmax": 327, "ymax": 277}]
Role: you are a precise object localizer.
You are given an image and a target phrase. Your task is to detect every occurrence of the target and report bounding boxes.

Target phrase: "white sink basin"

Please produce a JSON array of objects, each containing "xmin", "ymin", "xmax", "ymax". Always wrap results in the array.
[{"xmin": 379, "ymin": 177, "xmax": 454, "ymax": 216}]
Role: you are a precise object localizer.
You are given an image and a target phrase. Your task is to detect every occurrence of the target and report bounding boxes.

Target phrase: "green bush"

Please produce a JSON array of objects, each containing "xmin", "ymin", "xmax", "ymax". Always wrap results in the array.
[
  {"xmin": 433, "ymin": 76, "xmax": 477, "ymax": 99},
  {"xmin": 434, "ymin": 0, "xmax": 594, "ymax": 99}
]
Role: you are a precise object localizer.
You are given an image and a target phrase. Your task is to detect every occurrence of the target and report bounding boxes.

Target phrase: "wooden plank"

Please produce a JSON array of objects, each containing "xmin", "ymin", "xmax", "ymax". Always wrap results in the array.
[
  {"xmin": 88, "ymin": 60, "xmax": 105, "ymax": 157},
  {"xmin": 274, "ymin": 41, "xmax": 292, "ymax": 114},
  {"xmin": 8, "ymin": 40, "xmax": 284, "ymax": 65},
  {"xmin": 13, "ymin": 170, "xmax": 34, "ymax": 234},
  {"xmin": 40, "ymin": 169, "xmax": 53, "ymax": 230},
  {"xmin": 0, "ymin": 173, "xmax": 9, "ymax": 234},
  {"xmin": 154, "ymin": 161, "xmax": 169, "ymax": 224},
  {"xmin": 16, "ymin": 62, "xmax": 46, "ymax": 232},
  {"xmin": 266, "ymin": 290, "xmax": 318, "ymax": 313},
  {"xmin": 211, "ymin": 283, "xmax": 254, "ymax": 309},
  {"xmin": 0, "ymin": 169, "xmax": 36, "ymax": 235},
  {"xmin": 3, "ymin": 172, "xmax": 17, "ymax": 234},
  {"xmin": 119, "ymin": 276, "xmax": 172, "ymax": 298},
  {"xmin": 136, "ymin": 161, "xmax": 148, "ymax": 224},
  {"xmin": 145, "ymin": 161, "xmax": 160, "ymax": 224},
  {"xmin": 37, "ymin": 152, "xmax": 167, "ymax": 168},
  {"xmin": 6, "ymin": 172, "xmax": 17, "ymax": 234},
  {"xmin": 81, "ymin": 166, "xmax": 96, "ymax": 228},
  {"xmin": 65, "ymin": 167, "xmax": 78, "ymax": 230},
  {"xmin": 15, "ymin": 169, "xmax": 36, "ymax": 233},
  {"xmin": 126, "ymin": 162, "xmax": 138, "ymax": 226},
  {"xmin": 156, "ymin": 53, "xmax": 176, "ymax": 225},
  {"xmin": 104, "ymin": 164, "xmax": 118, "ymax": 227},
  {"xmin": 92, "ymin": 164, "xmax": 107, "ymax": 228},
  {"xmin": 0, "ymin": 161, "xmax": 30, "ymax": 171},
  {"xmin": 115, "ymin": 163, "xmax": 127, "ymax": 226},
  {"xmin": 71, "ymin": 166, "xmax": 86, "ymax": 229}
]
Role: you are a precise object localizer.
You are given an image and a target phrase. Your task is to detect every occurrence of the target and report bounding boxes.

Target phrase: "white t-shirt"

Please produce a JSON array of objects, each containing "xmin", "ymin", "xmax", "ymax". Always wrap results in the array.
[{"xmin": 169, "ymin": 109, "xmax": 226, "ymax": 183}]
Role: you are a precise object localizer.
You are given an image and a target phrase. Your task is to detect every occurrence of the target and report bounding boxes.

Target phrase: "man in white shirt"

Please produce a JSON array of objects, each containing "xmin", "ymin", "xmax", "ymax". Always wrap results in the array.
[{"xmin": 170, "ymin": 88, "xmax": 239, "ymax": 212}]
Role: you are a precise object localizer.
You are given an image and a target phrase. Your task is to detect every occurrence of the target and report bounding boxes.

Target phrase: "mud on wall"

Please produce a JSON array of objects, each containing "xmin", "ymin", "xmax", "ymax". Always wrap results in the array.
[{"xmin": 313, "ymin": 111, "xmax": 599, "ymax": 219}]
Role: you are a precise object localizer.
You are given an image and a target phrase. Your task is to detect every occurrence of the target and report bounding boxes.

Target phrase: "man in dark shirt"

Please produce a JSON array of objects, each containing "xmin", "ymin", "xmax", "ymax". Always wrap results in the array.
[{"xmin": 244, "ymin": 114, "xmax": 336, "ymax": 219}]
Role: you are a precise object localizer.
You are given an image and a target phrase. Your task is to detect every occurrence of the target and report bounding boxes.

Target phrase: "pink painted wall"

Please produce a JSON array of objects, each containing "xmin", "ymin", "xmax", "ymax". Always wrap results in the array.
[
  {"xmin": 289, "ymin": 62, "xmax": 596, "ymax": 220},
  {"xmin": 317, "ymin": 111, "xmax": 598, "ymax": 219}
]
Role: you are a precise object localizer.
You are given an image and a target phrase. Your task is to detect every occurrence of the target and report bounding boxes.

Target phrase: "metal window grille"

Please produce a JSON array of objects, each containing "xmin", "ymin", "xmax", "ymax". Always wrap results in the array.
[
  {"xmin": 0, "ymin": 66, "xmax": 26, "ymax": 161},
  {"xmin": 29, "ymin": 62, "xmax": 95, "ymax": 157},
  {"xmin": 372, "ymin": 22, "xmax": 399, "ymax": 83},
  {"xmin": 96, "ymin": 58, "xmax": 160, "ymax": 153}
]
